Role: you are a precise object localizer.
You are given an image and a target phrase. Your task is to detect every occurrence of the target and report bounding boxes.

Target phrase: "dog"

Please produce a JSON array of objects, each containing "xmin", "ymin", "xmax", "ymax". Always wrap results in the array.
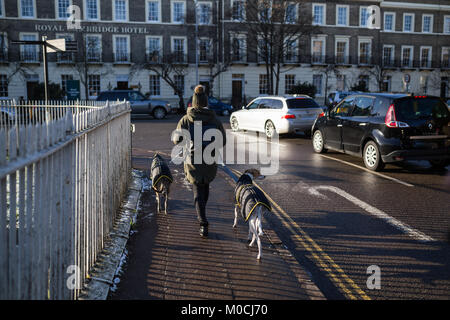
[
  {"xmin": 150, "ymin": 153, "xmax": 173, "ymax": 214},
  {"xmin": 233, "ymin": 169, "xmax": 271, "ymax": 260}
]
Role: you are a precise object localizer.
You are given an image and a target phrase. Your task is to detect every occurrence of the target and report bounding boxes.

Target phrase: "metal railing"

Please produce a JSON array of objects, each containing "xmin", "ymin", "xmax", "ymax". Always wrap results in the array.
[{"xmin": 0, "ymin": 100, "xmax": 132, "ymax": 299}]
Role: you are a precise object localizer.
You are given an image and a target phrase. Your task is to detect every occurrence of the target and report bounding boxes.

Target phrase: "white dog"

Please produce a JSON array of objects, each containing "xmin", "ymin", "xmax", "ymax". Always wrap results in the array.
[{"xmin": 233, "ymin": 169, "xmax": 270, "ymax": 260}]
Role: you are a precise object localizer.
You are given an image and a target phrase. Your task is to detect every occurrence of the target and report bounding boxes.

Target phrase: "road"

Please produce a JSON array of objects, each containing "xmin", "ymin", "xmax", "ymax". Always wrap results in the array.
[{"xmin": 130, "ymin": 113, "xmax": 450, "ymax": 300}]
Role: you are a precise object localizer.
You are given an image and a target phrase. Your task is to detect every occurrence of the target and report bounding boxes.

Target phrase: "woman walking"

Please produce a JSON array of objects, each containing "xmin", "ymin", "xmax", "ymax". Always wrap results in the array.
[{"xmin": 173, "ymin": 85, "xmax": 226, "ymax": 237}]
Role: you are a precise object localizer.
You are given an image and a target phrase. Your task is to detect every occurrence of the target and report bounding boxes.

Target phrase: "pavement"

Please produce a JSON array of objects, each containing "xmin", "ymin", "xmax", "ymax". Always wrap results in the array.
[{"xmin": 108, "ymin": 157, "xmax": 324, "ymax": 300}]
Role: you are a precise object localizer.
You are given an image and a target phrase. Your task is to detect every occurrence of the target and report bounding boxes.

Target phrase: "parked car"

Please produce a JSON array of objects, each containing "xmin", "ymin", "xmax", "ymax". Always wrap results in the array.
[
  {"xmin": 326, "ymin": 91, "xmax": 359, "ymax": 109},
  {"xmin": 186, "ymin": 96, "xmax": 233, "ymax": 116},
  {"xmin": 96, "ymin": 90, "xmax": 173, "ymax": 119},
  {"xmin": 312, "ymin": 94, "xmax": 450, "ymax": 171},
  {"xmin": 230, "ymin": 95, "xmax": 324, "ymax": 138}
]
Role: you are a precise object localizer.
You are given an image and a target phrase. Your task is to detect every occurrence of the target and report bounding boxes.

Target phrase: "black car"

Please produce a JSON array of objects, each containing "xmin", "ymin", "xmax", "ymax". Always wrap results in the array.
[{"xmin": 311, "ymin": 93, "xmax": 450, "ymax": 171}]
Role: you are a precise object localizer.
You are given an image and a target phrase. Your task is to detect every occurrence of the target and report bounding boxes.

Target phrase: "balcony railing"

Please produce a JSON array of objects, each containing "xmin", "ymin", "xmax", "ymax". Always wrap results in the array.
[
  {"xmin": 114, "ymin": 51, "xmax": 130, "ymax": 63},
  {"xmin": 146, "ymin": 51, "xmax": 162, "ymax": 64},
  {"xmin": 57, "ymin": 52, "xmax": 74, "ymax": 63},
  {"xmin": 86, "ymin": 51, "xmax": 102, "ymax": 63},
  {"xmin": 171, "ymin": 51, "xmax": 187, "ymax": 63},
  {"xmin": 231, "ymin": 52, "xmax": 247, "ymax": 63},
  {"xmin": 0, "ymin": 49, "xmax": 8, "ymax": 62},
  {"xmin": 20, "ymin": 50, "xmax": 39, "ymax": 63}
]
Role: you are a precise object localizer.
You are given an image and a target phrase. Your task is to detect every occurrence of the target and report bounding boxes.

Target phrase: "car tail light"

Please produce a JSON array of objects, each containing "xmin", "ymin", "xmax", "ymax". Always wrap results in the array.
[
  {"xmin": 385, "ymin": 104, "xmax": 409, "ymax": 128},
  {"xmin": 187, "ymin": 102, "xmax": 192, "ymax": 108},
  {"xmin": 318, "ymin": 112, "xmax": 325, "ymax": 118},
  {"xmin": 282, "ymin": 114, "xmax": 296, "ymax": 119}
]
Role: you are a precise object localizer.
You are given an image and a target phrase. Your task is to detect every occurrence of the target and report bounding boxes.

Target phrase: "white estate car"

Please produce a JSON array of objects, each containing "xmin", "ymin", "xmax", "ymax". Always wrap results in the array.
[{"xmin": 230, "ymin": 95, "xmax": 324, "ymax": 138}]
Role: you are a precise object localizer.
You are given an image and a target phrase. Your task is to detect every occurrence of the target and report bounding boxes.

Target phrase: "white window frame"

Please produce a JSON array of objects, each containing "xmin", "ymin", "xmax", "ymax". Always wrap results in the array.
[
  {"xmin": 197, "ymin": 1, "xmax": 212, "ymax": 25},
  {"xmin": 284, "ymin": 38, "xmax": 298, "ymax": 63},
  {"xmin": 360, "ymin": 6, "xmax": 369, "ymax": 27},
  {"xmin": 19, "ymin": 32, "xmax": 38, "ymax": 62},
  {"xmin": 174, "ymin": 74, "xmax": 184, "ymax": 95},
  {"xmin": 422, "ymin": 14, "xmax": 433, "ymax": 33},
  {"xmin": 383, "ymin": 12, "xmax": 395, "ymax": 32},
  {"xmin": 171, "ymin": 36, "xmax": 187, "ymax": 61},
  {"xmin": 285, "ymin": 74, "xmax": 296, "ymax": 94},
  {"xmin": 84, "ymin": 0, "xmax": 100, "ymax": 20},
  {"xmin": 113, "ymin": 34, "xmax": 130, "ymax": 62},
  {"xmin": 313, "ymin": 74, "xmax": 323, "ymax": 96},
  {"xmin": 403, "ymin": 13, "xmax": 414, "ymax": 33},
  {"xmin": 171, "ymin": 0, "xmax": 186, "ymax": 24},
  {"xmin": 55, "ymin": 0, "xmax": 72, "ymax": 20},
  {"xmin": 312, "ymin": 3, "xmax": 325, "ymax": 26},
  {"xmin": 148, "ymin": 74, "xmax": 161, "ymax": 97},
  {"xmin": 199, "ymin": 37, "xmax": 212, "ymax": 62},
  {"xmin": 401, "ymin": 45, "xmax": 414, "ymax": 68},
  {"xmin": 0, "ymin": 0, "xmax": 6, "ymax": 17},
  {"xmin": 113, "ymin": 0, "xmax": 129, "ymax": 22},
  {"xmin": 311, "ymin": 36, "xmax": 326, "ymax": 64},
  {"xmin": 285, "ymin": 2, "xmax": 297, "ymax": 24},
  {"xmin": 230, "ymin": 32, "xmax": 247, "ymax": 62},
  {"xmin": 382, "ymin": 44, "xmax": 395, "ymax": 66},
  {"xmin": 146, "ymin": 0, "xmax": 161, "ymax": 23},
  {"xmin": 335, "ymin": 36, "xmax": 349, "ymax": 64},
  {"xmin": 18, "ymin": 0, "xmax": 36, "ymax": 19},
  {"xmin": 231, "ymin": 0, "xmax": 245, "ymax": 21},
  {"xmin": 420, "ymin": 46, "xmax": 432, "ymax": 68},
  {"xmin": 358, "ymin": 37, "xmax": 372, "ymax": 65},
  {"xmin": 259, "ymin": 74, "xmax": 269, "ymax": 95},
  {"xmin": 85, "ymin": 34, "xmax": 102, "ymax": 62},
  {"xmin": 336, "ymin": 5, "xmax": 349, "ymax": 27},
  {"xmin": 87, "ymin": 74, "xmax": 101, "ymax": 99},
  {"xmin": 146, "ymin": 35, "xmax": 162, "ymax": 61},
  {"xmin": 442, "ymin": 47, "xmax": 450, "ymax": 67},
  {"xmin": 0, "ymin": 32, "xmax": 8, "ymax": 61},
  {"xmin": 444, "ymin": 15, "xmax": 450, "ymax": 34},
  {"xmin": 258, "ymin": 0, "xmax": 272, "ymax": 22}
]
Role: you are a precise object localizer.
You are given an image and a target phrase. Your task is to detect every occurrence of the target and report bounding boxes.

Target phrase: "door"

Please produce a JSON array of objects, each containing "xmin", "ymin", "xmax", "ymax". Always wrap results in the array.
[
  {"xmin": 128, "ymin": 91, "xmax": 148, "ymax": 114},
  {"xmin": 342, "ymin": 96, "xmax": 375, "ymax": 154},
  {"xmin": 232, "ymin": 80, "xmax": 243, "ymax": 109},
  {"xmin": 324, "ymin": 97, "xmax": 355, "ymax": 150},
  {"xmin": 239, "ymin": 99, "xmax": 261, "ymax": 130},
  {"xmin": 26, "ymin": 81, "xmax": 39, "ymax": 100}
]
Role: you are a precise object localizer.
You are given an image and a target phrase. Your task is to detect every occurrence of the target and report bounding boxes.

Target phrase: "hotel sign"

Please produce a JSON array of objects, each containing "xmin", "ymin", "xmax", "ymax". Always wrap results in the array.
[{"xmin": 35, "ymin": 24, "xmax": 150, "ymax": 35}]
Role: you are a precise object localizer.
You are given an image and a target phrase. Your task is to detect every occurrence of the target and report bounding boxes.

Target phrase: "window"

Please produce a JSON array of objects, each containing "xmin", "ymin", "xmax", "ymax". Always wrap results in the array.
[
  {"xmin": 88, "ymin": 74, "xmax": 100, "ymax": 98},
  {"xmin": 147, "ymin": 0, "xmax": 160, "ymax": 22},
  {"xmin": 285, "ymin": 3, "xmax": 297, "ymax": 24},
  {"xmin": 61, "ymin": 74, "xmax": 73, "ymax": 95},
  {"xmin": 335, "ymin": 38, "xmax": 349, "ymax": 64},
  {"xmin": 113, "ymin": 0, "xmax": 128, "ymax": 21},
  {"xmin": 420, "ymin": 47, "xmax": 432, "ymax": 68},
  {"xmin": 146, "ymin": 36, "xmax": 161, "ymax": 62},
  {"xmin": 172, "ymin": 37, "xmax": 186, "ymax": 62},
  {"xmin": 85, "ymin": 0, "xmax": 99, "ymax": 20},
  {"xmin": 172, "ymin": 1, "xmax": 185, "ymax": 23},
  {"xmin": 86, "ymin": 34, "xmax": 101, "ymax": 62},
  {"xmin": 312, "ymin": 4, "xmax": 325, "ymax": 25},
  {"xmin": 332, "ymin": 97, "xmax": 354, "ymax": 117},
  {"xmin": 311, "ymin": 37, "xmax": 325, "ymax": 64},
  {"xmin": 401, "ymin": 46, "xmax": 413, "ymax": 68},
  {"xmin": 383, "ymin": 45, "xmax": 394, "ymax": 67},
  {"xmin": 56, "ymin": 34, "xmax": 74, "ymax": 62},
  {"xmin": 198, "ymin": 2, "xmax": 212, "ymax": 25},
  {"xmin": 442, "ymin": 47, "xmax": 450, "ymax": 68},
  {"xmin": 199, "ymin": 38, "xmax": 211, "ymax": 62},
  {"xmin": 56, "ymin": 0, "xmax": 71, "ymax": 19},
  {"xmin": 444, "ymin": 16, "xmax": 450, "ymax": 34},
  {"xmin": 258, "ymin": 37, "xmax": 271, "ymax": 63},
  {"xmin": 230, "ymin": 33, "xmax": 246, "ymax": 62},
  {"xmin": 336, "ymin": 75, "xmax": 346, "ymax": 91},
  {"xmin": 0, "ymin": 33, "xmax": 7, "ymax": 62},
  {"xmin": 384, "ymin": 12, "xmax": 395, "ymax": 31},
  {"xmin": 0, "ymin": 0, "xmax": 4, "ymax": 17},
  {"xmin": 149, "ymin": 75, "xmax": 160, "ymax": 96},
  {"xmin": 359, "ymin": 39, "xmax": 371, "ymax": 65},
  {"xmin": 0, "ymin": 74, "xmax": 7, "ymax": 97},
  {"xmin": 313, "ymin": 74, "xmax": 322, "ymax": 96},
  {"xmin": 231, "ymin": 0, "xmax": 245, "ymax": 21},
  {"xmin": 382, "ymin": 76, "xmax": 391, "ymax": 92},
  {"xmin": 403, "ymin": 13, "xmax": 414, "ymax": 32},
  {"xmin": 258, "ymin": 0, "xmax": 272, "ymax": 22},
  {"xmin": 19, "ymin": 0, "xmax": 35, "ymax": 18},
  {"xmin": 285, "ymin": 39, "xmax": 298, "ymax": 63},
  {"xmin": 336, "ymin": 5, "xmax": 348, "ymax": 26},
  {"xmin": 422, "ymin": 14, "xmax": 433, "ymax": 33},
  {"xmin": 259, "ymin": 74, "xmax": 269, "ymax": 94},
  {"xmin": 114, "ymin": 35, "xmax": 129, "ymax": 62},
  {"xmin": 285, "ymin": 74, "xmax": 295, "ymax": 94},
  {"xmin": 20, "ymin": 33, "xmax": 38, "ymax": 62},
  {"xmin": 352, "ymin": 96, "xmax": 374, "ymax": 116},
  {"xmin": 174, "ymin": 75, "xmax": 184, "ymax": 95},
  {"xmin": 360, "ymin": 7, "xmax": 369, "ymax": 27}
]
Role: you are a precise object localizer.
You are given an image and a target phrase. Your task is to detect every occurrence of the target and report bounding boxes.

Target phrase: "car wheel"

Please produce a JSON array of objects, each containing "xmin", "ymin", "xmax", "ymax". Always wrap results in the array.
[
  {"xmin": 265, "ymin": 120, "xmax": 275, "ymax": 139},
  {"xmin": 363, "ymin": 141, "xmax": 385, "ymax": 171},
  {"xmin": 429, "ymin": 159, "xmax": 449, "ymax": 170},
  {"xmin": 153, "ymin": 107, "xmax": 167, "ymax": 120},
  {"xmin": 312, "ymin": 130, "xmax": 327, "ymax": 153},
  {"xmin": 230, "ymin": 116, "xmax": 239, "ymax": 132}
]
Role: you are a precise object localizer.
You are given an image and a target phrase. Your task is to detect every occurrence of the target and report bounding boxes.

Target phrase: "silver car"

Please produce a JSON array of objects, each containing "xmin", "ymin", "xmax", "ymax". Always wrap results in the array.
[
  {"xmin": 97, "ymin": 90, "xmax": 173, "ymax": 119},
  {"xmin": 230, "ymin": 95, "xmax": 324, "ymax": 138}
]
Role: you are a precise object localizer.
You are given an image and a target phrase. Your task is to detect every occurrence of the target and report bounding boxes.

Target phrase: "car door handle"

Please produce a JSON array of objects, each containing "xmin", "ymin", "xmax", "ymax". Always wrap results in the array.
[
  {"xmin": 359, "ymin": 123, "xmax": 368, "ymax": 126},
  {"xmin": 337, "ymin": 124, "xmax": 343, "ymax": 127}
]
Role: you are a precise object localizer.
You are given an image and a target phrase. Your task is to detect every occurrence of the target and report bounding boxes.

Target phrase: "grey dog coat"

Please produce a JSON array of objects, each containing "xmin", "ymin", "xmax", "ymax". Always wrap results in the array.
[
  {"xmin": 235, "ymin": 174, "xmax": 271, "ymax": 222},
  {"xmin": 151, "ymin": 154, "xmax": 173, "ymax": 191}
]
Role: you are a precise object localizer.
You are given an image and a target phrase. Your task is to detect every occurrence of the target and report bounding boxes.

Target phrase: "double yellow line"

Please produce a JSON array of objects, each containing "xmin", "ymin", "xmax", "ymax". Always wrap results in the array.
[{"xmin": 228, "ymin": 167, "xmax": 371, "ymax": 300}]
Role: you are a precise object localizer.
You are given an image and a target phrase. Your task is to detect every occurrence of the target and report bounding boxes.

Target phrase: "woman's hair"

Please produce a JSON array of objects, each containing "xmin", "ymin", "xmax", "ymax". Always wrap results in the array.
[{"xmin": 192, "ymin": 85, "xmax": 208, "ymax": 108}]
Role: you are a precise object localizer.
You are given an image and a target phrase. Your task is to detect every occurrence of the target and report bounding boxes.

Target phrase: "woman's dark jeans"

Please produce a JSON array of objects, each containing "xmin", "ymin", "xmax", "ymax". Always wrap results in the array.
[{"xmin": 193, "ymin": 183, "xmax": 209, "ymax": 227}]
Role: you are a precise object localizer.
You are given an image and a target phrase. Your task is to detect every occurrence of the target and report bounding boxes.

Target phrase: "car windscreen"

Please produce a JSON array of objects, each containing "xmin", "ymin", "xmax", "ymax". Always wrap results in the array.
[
  {"xmin": 394, "ymin": 97, "xmax": 450, "ymax": 121},
  {"xmin": 286, "ymin": 98, "xmax": 319, "ymax": 109}
]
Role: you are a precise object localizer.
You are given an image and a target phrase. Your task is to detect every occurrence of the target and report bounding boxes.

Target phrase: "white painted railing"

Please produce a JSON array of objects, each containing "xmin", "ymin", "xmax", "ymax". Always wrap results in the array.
[{"xmin": 0, "ymin": 100, "xmax": 131, "ymax": 299}]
